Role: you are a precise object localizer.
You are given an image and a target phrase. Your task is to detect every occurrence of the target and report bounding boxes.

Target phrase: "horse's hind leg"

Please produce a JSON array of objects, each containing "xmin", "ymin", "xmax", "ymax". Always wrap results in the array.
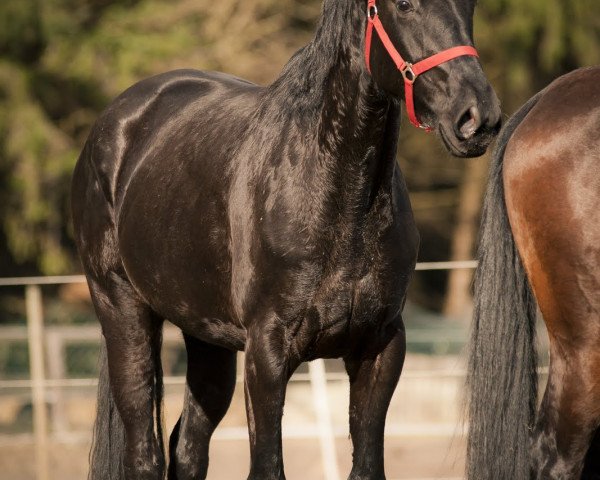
[
  {"xmin": 88, "ymin": 274, "xmax": 165, "ymax": 480},
  {"xmin": 168, "ymin": 334, "xmax": 237, "ymax": 480},
  {"xmin": 531, "ymin": 343, "xmax": 600, "ymax": 480}
]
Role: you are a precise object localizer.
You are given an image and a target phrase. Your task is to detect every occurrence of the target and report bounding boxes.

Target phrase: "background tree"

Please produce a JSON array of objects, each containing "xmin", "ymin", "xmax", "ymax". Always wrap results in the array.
[
  {"xmin": 442, "ymin": 0, "xmax": 599, "ymax": 318},
  {"xmin": 0, "ymin": 0, "xmax": 597, "ymax": 316}
]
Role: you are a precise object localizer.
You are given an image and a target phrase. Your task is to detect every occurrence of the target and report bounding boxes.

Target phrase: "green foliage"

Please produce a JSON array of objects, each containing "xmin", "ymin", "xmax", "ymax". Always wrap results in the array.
[
  {"xmin": 0, "ymin": 61, "xmax": 75, "ymax": 274},
  {"xmin": 0, "ymin": 0, "xmax": 597, "ymax": 275},
  {"xmin": 475, "ymin": 0, "xmax": 600, "ymax": 111},
  {"xmin": 0, "ymin": 0, "xmax": 45, "ymax": 63}
]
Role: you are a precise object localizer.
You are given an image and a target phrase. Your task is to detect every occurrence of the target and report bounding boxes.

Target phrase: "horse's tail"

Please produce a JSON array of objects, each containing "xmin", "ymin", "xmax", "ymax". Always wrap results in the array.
[
  {"xmin": 88, "ymin": 340, "xmax": 166, "ymax": 480},
  {"xmin": 465, "ymin": 91, "xmax": 545, "ymax": 480},
  {"xmin": 88, "ymin": 343, "xmax": 126, "ymax": 479}
]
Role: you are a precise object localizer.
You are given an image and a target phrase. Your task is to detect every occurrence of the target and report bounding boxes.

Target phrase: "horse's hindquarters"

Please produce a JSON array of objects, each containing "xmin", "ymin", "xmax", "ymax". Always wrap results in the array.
[
  {"xmin": 503, "ymin": 67, "xmax": 600, "ymax": 478},
  {"xmin": 503, "ymin": 68, "xmax": 600, "ymax": 341},
  {"xmin": 74, "ymin": 70, "xmax": 264, "ymax": 349},
  {"xmin": 115, "ymin": 153, "xmax": 245, "ymax": 349}
]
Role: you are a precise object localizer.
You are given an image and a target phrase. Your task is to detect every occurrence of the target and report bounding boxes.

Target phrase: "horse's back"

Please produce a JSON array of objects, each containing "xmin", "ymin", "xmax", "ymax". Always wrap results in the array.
[
  {"xmin": 76, "ymin": 69, "xmax": 260, "ymax": 208},
  {"xmin": 503, "ymin": 66, "xmax": 600, "ymax": 335}
]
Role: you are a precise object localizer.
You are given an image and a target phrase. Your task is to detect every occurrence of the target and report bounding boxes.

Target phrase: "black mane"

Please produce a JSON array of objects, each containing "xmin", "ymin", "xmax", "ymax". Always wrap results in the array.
[{"xmin": 269, "ymin": 0, "xmax": 371, "ymax": 115}]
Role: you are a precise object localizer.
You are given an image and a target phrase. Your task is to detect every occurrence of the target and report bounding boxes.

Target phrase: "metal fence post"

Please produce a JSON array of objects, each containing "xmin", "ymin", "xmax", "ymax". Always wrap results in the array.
[
  {"xmin": 26, "ymin": 284, "xmax": 50, "ymax": 480},
  {"xmin": 309, "ymin": 359, "xmax": 340, "ymax": 480}
]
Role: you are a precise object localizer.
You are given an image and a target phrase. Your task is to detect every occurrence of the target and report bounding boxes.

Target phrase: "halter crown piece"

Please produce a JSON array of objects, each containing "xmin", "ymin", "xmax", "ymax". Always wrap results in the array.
[{"xmin": 365, "ymin": 0, "xmax": 479, "ymax": 132}]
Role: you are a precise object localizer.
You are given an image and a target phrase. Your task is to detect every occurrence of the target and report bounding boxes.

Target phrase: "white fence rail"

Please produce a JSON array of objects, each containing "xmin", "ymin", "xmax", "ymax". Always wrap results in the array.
[{"xmin": 0, "ymin": 262, "xmax": 477, "ymax": 480}]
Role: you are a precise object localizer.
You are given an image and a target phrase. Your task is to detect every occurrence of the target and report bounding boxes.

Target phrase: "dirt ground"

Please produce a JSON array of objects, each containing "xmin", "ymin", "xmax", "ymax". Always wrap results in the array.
[
  {"xmin": 0, "ymin": 435, "xmax": 465, "ymax": 480},
  {"xmin": 0, "ymin": 354, "xmax": 467, "ymax": 479}
]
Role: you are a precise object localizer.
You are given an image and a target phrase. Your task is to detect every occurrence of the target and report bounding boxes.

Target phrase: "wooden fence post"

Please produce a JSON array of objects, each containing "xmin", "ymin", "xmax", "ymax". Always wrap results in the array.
[
  {"xmin": 309, "ymin": 359, "xmax": 340, "ymax": 480},
  {"xmin": 26, "ymin": 284, "xmax": 50, "ymax": 480}
]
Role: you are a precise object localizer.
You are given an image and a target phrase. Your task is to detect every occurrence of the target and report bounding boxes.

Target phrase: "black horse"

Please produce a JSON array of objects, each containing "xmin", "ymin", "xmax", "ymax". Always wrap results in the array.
[{"xmin": 72, "ymin": 1, "xmax": 501, "ymax": 479}]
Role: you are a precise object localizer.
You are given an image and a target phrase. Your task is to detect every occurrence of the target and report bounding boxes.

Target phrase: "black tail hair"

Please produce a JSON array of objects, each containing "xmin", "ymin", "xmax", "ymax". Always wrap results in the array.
[
  {"xmin": 465, "ymin": 91, "xmax": 546, "ymax": 479},
  {"xmin": 89, "ymin": 340, "xmax": 165, "ymax": 480}
]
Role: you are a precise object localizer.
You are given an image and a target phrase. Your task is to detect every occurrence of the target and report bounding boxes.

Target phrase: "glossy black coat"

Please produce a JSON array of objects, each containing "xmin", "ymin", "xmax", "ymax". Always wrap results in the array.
[{"xmin": 72, "ymin": 1, "xmax": 500, "ymax": 479}]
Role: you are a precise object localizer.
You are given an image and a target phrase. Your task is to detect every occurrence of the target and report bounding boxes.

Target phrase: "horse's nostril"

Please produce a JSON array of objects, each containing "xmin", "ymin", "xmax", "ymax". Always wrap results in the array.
[{"xmin": 456, "ymin": 106, "xmax": 482, "ymax": 140}]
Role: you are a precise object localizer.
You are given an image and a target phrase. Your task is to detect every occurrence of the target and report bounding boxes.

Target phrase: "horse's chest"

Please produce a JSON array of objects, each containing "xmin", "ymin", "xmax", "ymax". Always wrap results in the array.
[
  {"xmin": 339, "ymin": 246, "xmax": 410, "ymax": 317},
  {"xmin": 294, "ymin": 220, "xmax": 418, "ymax": 359}
]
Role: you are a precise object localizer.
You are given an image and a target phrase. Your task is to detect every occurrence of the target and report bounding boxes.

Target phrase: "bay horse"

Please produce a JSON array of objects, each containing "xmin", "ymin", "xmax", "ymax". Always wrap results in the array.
[
  {"xmin": 72, "ymin": 0, "xmax": 501, "ymax": 479},
  {"xmin": 467, "ymin": 66, "xmax": 600, "ymax": 479}
]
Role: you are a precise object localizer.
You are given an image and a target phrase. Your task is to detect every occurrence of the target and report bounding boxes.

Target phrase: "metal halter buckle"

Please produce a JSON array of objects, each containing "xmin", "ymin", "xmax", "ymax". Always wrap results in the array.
[
  {"xmin": 401, "ymin": 64, "xmax": 417, "ymax": 84},
  {"xmin": 367, "ymin": 5, "xmax": 378, "ymax": 20}
]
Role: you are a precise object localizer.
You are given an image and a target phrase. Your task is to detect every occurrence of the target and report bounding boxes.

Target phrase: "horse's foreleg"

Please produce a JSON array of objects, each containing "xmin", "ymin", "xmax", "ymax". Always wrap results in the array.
[
  {"xmin": 531, "ymin": 344, "xmax": 600, "ymax": 480},
  {"xmin": 344, "ymin": 321, "xmax": 406, "ymax": 480},
  {"xmin": 244, "ymin": 317, "xmax": 292, "ymax": 480},
  {"xmin": 168, "ymin": 334, "xmax": 237, "ymax": 480}
]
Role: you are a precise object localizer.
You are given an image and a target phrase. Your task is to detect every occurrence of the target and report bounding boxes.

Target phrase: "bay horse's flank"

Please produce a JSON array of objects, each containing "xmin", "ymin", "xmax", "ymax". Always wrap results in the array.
[
  {"xmin": 467, "ymin": 66, "xmax": 600, "ymax": 480},
  {"xmin": 73, "ymin": 0, "xmax": 501, "ymax": 479}
]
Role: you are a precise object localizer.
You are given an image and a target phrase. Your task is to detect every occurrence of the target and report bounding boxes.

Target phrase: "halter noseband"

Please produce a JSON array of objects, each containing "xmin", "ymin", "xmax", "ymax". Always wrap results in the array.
[{"xmin": 365, "ymin": 0, "xmax": 478, "ymax": 132}]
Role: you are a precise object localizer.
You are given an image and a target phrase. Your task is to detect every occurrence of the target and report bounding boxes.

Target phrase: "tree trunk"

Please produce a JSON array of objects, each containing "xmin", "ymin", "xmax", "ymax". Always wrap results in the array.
[{"xmin": 442, "ymin": 155, "xmax": 489, "ymax": 321}]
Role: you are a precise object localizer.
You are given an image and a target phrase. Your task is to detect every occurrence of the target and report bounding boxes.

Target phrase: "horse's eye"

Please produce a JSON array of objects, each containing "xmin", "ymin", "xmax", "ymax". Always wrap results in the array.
[{"xmin": 396, "ymin": 0, "xmax": 413, "ymax": 12}]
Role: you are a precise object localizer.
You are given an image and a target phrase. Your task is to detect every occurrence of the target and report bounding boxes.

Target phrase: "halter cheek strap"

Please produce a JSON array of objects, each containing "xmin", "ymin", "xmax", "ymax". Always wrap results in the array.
[{"xmin": 365, "ymin": 0, "xmax": 479, "ymax": 132}]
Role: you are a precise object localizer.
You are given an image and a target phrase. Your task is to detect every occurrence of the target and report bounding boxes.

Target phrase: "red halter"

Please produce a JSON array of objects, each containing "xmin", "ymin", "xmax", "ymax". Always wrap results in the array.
[{"xmin": 365, "ymin": 0, "xmax": 478, "ymax": 132}]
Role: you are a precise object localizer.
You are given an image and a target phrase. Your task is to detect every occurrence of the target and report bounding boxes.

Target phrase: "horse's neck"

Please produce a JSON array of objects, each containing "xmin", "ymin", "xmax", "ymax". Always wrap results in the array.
[{"xmin": 268, "ymin": 0, "xmax": 399, "ymax": 202}]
